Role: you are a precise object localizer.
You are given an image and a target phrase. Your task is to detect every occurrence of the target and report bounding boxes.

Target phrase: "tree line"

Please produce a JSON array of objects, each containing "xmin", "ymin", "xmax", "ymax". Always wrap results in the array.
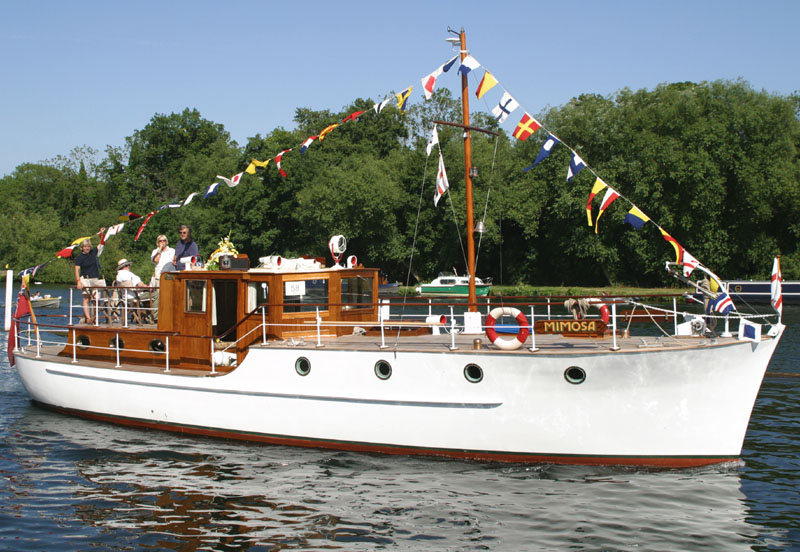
[{"xmin": 2, "ymin": 79, "xmax": 798, "ymax": 287}]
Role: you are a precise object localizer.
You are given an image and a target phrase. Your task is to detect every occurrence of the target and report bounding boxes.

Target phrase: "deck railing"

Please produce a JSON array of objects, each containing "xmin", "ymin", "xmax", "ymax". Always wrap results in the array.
[{"xmin": 10, "ymin": 293, "xmax": 779, "ymax": 373}]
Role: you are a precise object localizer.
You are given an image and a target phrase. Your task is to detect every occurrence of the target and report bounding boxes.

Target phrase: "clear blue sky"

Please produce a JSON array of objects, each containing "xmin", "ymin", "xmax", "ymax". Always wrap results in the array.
[{"xmin": 1, "ymin": 0, "xmax": 798, "ymax": 177}]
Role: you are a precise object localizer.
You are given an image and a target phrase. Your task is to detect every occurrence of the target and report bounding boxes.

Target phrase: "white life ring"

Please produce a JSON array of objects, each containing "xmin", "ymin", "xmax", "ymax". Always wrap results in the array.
[
  {"xmin": 587, "ymin": 298, "xmax": 610, "ymax": 323},
  {"xmin": 485, "ymin": 307, "xmax": 530, "ymax": 350}
]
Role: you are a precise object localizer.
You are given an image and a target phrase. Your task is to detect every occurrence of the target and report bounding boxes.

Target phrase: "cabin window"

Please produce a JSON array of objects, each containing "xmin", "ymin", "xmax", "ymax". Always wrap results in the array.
[
  {"xmin": 440, "ymin": 279, "xmax": 454, "ymax": 285},
  {"xmin": 185, "ymin": 280, "xmax": 207, "ymax": 313},
  {"xmin": 341, "ymin": 276, "xmax": 373, "ymax": 309},
  {"xmin": 248, "ymin": 282, "xmax": 268, "ymax": 314},
  {"xmin": 283, "ymin": 279, "xmax": 328, "ymax": 313}
]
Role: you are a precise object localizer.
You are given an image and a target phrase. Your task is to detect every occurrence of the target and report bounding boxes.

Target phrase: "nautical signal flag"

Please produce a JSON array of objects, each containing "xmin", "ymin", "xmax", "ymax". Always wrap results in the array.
[
  {"xmin": 624, "ymin": 206, "xmax": 650, "ymax": 230},
  {"xmin": 56, "ymin": 245, "xmax": 77, "ymax": 258},
  {"xmin": 217, "ymin": 173, "xmax": 243, "ymax": 188},
  {"xmin": 426, "ymin": 125, "xmax": 439, "ymax": 157},
  {"xmin": 525, "ymin": 134, "xmax": 560, "ymax": 172},
  {"xmin": 567, "ymin": 153, "xmax": 586, "ymax": 183},
  {"xmin": 118, "ymin": 212, "xmax": 141, "ymax": 222},
  {"xmin": 319, "ymin": 123, "xmax": 339, "ymax": 141},
  {"xmin": 373, "ymin": 97, "xmax": 392, "ymax": 114},
  {"xmin": 300, "ymin": 136, "xmax": 318, "ymax": 155},
  {"xmin": 396, "ymin": 87, "xmax": 413, "ymax": 112},
  {"xmin": 681, "ymin": 250, "xmax": 701, "ymax": 277},
  {"xmin": 586, "ymin": 178, "xmax": 608, "ymax": 226},
  {"xmin": 434, "ymin": 153, "xmax": 449, "ymax": 207},
  {"xmin": 475, "ymin": 71, "xmax": 498, "ymax": 99},
  {"xmin": 738, "ymin": 319, "xmax": 761, "ymax": 342},
  {"xmin": 458, "ymin": 55, "xmax": 481, "ymax": 76},
  {"xmin": 421, "ymin": 66, "xmax": 444, "ymax": 100},
  {"xmin": 203, "ymin": 182, "xmax": 220, "ymax": 199},
  {"xmin": 771, "ymin": 256, "xmax": 783, "ymax": 316},
  {"xmin": 342, "ymin": 110, "xmax": 365, "ymax": 123},
  {"xmin": 512, "ymin": 113, "xmax": 541, "ymax": 141},
  {"xmin": 245, "ymin": 158, "xmax": 270, "ymax": 174},
  {"xmin": 274, "ymin": 149, "xmax": 291, "ymax": 178},
  {"xmin": 492, "ymin": 92, "xmax": 519, "ymax": 123},
  {"xmin": 710, "ymin": 291, "xmax": 735, "ymax": 315},
  {"xmin": 659, "ymin": 228, "xmax": 685, "ymax": 265},
  {"xmin": 594, "ymin": 188, "xmax": 620, "ymax": 234}
]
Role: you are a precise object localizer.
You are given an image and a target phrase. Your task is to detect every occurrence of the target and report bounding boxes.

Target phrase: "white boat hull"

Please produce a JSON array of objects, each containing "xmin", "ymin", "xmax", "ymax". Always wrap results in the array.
[{"xmin": 14, "ymin": 326, "xmax": 783, "ymax": 466}]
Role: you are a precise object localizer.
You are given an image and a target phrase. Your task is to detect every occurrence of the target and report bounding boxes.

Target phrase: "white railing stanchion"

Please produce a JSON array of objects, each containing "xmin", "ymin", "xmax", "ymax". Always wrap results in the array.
[
  {"xmin": 211, "ymin": 339, "xmax": 216, "ymax": 374},
  {"xmin": 449, "ymin": 306, "xmax": 457, "ymax": 350},
  {"xmin": 529, "ymin": 306, "xmax": 539, "ymax": 352},
  {"xmin": 428, "ymin": 299, "xmax": 432, "ymax": 317},
  {"xmin": 610, "ymin": 303, "xmax": 620, "ymax": 351},
  {"xmin": 72, "ymin": 329, "xmax": 77, "ymax": 363},
  {"xmin": 261, "ymin": 307, "xmax": 267, "ymax": 344},
  {"xmin": 115, "ymin": 332, "xmax": 121, "ymax": 368},
  {"xmin": 315, "ymin": 307, "xmax": 323, "ymax": 347},
  {"xmin": 123, "ymin": 293, "xmax": 129, "ymax": 328},
  {"xmin": 94, "ymin": 289, "xmax": 100, "ymax": 326},
  {"xmin": 721, "ymin": 314, "xmax": 732, "ymax": 337},
  {"xmin": 379, "ymin": 303, "xmax": 387, "ymax": 349},
  {"xmin": 165, "ymin": 336, "xmax": 170, "ymax": 372},
  {"xmin": 69, "ymin": 288, "xmax": 74, "ymax": 325},
  {"xmin": 547, "ymin": 298, "xmax": 551, "ymax": 320},
  {"xmin": 673, "ymin": 297, "xmax": 678, "ymax": 336},
  {"xmin": 36, "ymin": 324, "xmax": 41, "ymax": 358}
]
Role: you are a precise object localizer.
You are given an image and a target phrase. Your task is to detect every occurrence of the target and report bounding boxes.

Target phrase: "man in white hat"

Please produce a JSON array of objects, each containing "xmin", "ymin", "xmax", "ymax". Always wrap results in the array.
[
  {"xmin": 114, "ymin": 259, "xmax": 149, "ymax": 322},
  {"xmin": 115, "ymin": 258, "xmax": 146, "ymax": 287}
]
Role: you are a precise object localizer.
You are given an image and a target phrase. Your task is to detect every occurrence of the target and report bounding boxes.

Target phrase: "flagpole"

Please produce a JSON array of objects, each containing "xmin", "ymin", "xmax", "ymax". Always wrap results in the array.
[{"xmin": 458, "ymin": 28, "xmax": 478, "ymax": 312}]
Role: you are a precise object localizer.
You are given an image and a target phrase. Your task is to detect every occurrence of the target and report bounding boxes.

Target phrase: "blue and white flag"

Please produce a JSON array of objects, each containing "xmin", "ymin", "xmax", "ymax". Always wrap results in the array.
[
  {"xmin": 203, "ymin": 182, "xmax": 221, "ymax": 199},
  {"xmin": 566, "ymin": 152, "xmax": 586, "ymax": 183},
  {"xmin": 183, "ymin": 192, "xmax": 198, "ymax": 207},
  {"xmin": 442, "ymin": 55, "xmax": 458, "ymax": 72},
  {"xmin": 738, "ymin": 319, "xmax": 761, "ymax": 342},
  {"xmin": 524, "ymin": 133, "xmax": 560, "ymax": 172},
  {"xmin": 491, "ymin": 92, "xmax": 518, "ymax": 123},
  {"xmin": 710, "ymin": 292, "xmax": 735, "ymax": 315},
  {"xmin": 458, "ymin": 55, "xmax": 480, "ymax": 76}
]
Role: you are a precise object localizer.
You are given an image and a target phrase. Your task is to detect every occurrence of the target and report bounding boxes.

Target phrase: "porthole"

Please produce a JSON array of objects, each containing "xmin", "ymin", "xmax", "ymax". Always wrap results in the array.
[
  {"xmin": 564, "ymin": 366, "xmax": 586, "ymax": 385},
  {"xmin": 76, "ymin": 335, "xmax": 90, "ymax": 350},
  {"xmin": 149, "ymin": 339, "xmax": 166, "ymax": 353},
  {"xmin": 464, "ymin": 363, "xmax": 484, "ymax": 383},
  {"xmin": 295, "ymin": 357, "xmax": 311, "ymax": 376},
  {"xmin": 374, "ymin": 360, "xmax": 392, "ymax": 380},
  {"xmin": 109, "ymin": 336, "xmax": 125, "ymax": 350}
]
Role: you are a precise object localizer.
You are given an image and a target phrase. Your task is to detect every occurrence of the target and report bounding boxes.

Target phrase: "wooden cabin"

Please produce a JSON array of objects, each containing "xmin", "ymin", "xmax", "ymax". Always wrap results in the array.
[{"xmin": 60, "ymin": 257, "xmax": 380, "ymax": 372}]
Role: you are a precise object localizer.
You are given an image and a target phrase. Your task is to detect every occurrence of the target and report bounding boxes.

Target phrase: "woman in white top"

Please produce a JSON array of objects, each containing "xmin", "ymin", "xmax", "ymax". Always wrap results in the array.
[{"xmin": 150, "ymin": 234, "xmax": 176, "ymax": 287}]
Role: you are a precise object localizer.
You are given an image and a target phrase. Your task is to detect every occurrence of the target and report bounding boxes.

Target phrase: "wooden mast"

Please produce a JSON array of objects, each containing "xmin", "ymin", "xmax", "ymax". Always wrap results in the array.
[{"xmin": 458, "ymin": 28, "xmax": 478, "ymax": 312}]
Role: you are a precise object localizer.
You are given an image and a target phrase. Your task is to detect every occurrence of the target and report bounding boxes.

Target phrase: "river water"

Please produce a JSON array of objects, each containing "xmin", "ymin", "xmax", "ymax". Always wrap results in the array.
[{"xmin": 1, "ymin": 286, "xmax": 798, "ymax": 551}]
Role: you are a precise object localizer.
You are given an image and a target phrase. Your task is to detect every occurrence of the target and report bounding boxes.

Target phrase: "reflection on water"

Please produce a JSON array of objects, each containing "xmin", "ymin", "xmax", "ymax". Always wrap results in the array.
[{"xmin": 2, "ymin": 406, "xmax": 787, "ymax": 551}]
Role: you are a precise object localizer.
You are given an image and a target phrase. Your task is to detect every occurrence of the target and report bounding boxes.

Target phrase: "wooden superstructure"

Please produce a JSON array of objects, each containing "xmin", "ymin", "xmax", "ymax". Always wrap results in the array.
[{"xmin": 59, "ymin": 260, "xmax": 380, "ymax": 372}]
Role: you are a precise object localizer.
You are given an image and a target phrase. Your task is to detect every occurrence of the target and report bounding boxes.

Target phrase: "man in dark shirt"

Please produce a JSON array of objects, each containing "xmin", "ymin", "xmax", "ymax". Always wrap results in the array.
[
  {"xmin": 74, "ymin": 228, "xmax": 106, "ymax": 323},
  {"xmin": 173, "ymin": 224, "xmax": 199, "ymax": 270}
]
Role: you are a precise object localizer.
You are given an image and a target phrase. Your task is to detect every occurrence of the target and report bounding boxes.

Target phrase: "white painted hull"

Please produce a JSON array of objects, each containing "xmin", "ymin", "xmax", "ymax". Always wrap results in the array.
[{"xmin": 14, "ymin": 325, "xmax": 783, "ymax": 465}]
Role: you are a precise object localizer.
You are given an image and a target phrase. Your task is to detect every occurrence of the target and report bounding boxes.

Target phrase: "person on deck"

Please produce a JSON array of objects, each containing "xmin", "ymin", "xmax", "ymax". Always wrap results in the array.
[
  {"xmin": 150, "ymin": 234, "xmax": 175, "ymax": 286},
  {"xmin": 74, "ymin": 227, "xmax": 107, "ymax": 324},
  {"xmin": 115, "ymin": 258, "xmax": 148, "ymax": 289},
  {"xmin": 173, "ymin": 224, "xmax": 199, "ymax": 271}
]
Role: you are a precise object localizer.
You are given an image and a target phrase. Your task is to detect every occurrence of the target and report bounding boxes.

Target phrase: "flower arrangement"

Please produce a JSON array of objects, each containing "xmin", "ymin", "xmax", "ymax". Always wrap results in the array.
[{"xmin": 206, "ymin": 233, "xmax": 239, "ymax": 270}]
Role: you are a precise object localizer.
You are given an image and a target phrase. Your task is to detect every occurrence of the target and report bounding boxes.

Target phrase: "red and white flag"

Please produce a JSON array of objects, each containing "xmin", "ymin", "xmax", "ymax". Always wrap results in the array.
[
  {"xmin": 217, "ymin": 172, "xmax": 243, "ymax": 188},
  {"xmin": 274, "ymin": 149, "xmax": 291, "ymax": 178},
  {"xmin": 434, "ymin": 153, "xmax": 449, "ymax": 207},
  {"xmin": 771, "ymin": 256, "xmax": 783, "ymax": 317},
  {"xmin": 681, "ymin": 250, "xmax": 701, "ymax": 277}
]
